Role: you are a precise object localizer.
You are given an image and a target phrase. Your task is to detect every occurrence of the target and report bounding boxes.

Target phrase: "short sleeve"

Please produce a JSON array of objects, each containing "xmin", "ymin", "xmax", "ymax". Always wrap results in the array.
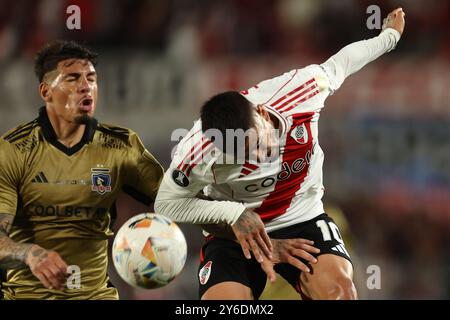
[
  {"xmin": 121, "ymin": 133, "xmax": 164, "ymax": 205},
  {"xmin": 0, "ymin": 140, "xmax": 22, "ymax": 215}
]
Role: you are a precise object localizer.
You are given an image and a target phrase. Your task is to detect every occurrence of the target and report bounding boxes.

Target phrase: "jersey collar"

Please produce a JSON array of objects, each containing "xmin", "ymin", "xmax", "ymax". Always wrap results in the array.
[
  {"xmin": 37, "ymin": 106, "xmax": 98, "ymax": 156},
  {"xmin": 265, "ymin": 106, "xmax": 287, "ymax": 137}
]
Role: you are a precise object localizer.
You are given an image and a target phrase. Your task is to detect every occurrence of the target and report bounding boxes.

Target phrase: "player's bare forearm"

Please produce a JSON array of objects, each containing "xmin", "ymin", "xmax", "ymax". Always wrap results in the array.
[
  {"xmin": 0, "ymin": 213, "xmax": 33, "ymax": 269},
  {"xmin": 0, "ymin": 214, "xmax": 69, "ymax": 289},
  {"xmin": 231, "ymin": 209, "xmax": 273, "ymax": 262}
]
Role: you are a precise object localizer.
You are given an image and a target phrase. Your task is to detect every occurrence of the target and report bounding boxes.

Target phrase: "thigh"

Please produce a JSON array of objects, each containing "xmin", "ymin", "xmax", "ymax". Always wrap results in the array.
[
  {"xmin": 299, "ymin": 254, "xmax": 354, "ymax": 299},
  {"xmin": 270, "ymin": 214, "xmax": 353, "ymax": 295},
  {"xmin": 201, "ymin": 281, "xmax": 254, "ymax": 300},
  {"xmin": 198, "ymin": 237, "xmax": 267, "ymax": 300}
]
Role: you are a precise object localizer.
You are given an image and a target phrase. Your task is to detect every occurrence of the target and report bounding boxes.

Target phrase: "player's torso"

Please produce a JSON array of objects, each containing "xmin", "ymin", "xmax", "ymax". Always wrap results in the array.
[
  {"xmin": 208, "ymin": 110, "xmax": 324, "ymax": 225},
  {"xmin": 1, "ymin": 120, "xmax": 132, "ymax": 299},
  {"xmin": 170, "ymin": 67, "xmax": 330, "ymax": 230},
  {"xmin": 14, "ymin": 130, "xmax": 127, "ymax": 239},
  {"xmin": 211, "ymin": 68, "xmax": 330, "ymax": 229}
]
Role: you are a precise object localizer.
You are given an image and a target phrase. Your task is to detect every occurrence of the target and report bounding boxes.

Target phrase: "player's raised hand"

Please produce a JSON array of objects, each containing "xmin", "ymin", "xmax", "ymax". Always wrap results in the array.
[
  {"xmin": 26, "ymin": 245, "xmax": 69, "ymax": 291},
  {"xmin": 231, "ymin": 209, "xmax": 273, "ymax": 263},
  {"xmin": 382, "ymin": 8, "xmax": 406, "ymax": 36}
]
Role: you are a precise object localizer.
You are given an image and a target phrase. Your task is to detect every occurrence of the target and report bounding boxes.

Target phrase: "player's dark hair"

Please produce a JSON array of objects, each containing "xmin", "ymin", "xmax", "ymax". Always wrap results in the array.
[
  {"xmin": 200, "ymin": 91, "xmax": 255, "ymax": 151},
  {"xmin": 34, "ymin": 40, "xmax": 98, "ymax": 82}
]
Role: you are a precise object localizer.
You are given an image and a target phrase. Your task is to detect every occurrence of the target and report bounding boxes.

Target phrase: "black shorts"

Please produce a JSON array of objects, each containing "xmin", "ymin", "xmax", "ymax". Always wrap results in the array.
[{"xmin": 197, "ymin": 213, "xmax": 352, "ymax": 299}]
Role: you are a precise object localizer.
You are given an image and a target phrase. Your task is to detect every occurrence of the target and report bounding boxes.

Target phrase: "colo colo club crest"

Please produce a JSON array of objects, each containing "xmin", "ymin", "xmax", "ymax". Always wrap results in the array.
[{"xmin": 91, "ymin": 168, "xmax": 112, "ymax": 195}]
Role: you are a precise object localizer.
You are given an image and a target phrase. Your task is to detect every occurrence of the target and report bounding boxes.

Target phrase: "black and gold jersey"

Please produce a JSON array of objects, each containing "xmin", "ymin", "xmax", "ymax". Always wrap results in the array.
[{"xmin": 0, "ymin": 107, "xmax": 164, "ymax": 299}]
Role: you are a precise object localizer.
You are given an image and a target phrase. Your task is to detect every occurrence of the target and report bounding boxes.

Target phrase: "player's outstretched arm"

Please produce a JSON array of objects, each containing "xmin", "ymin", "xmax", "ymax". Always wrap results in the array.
[
  {"xmin": 382, "ymin": 7, "xmax": 405, "ymax": 35},
  {"xmin": 0, "ymin": 213, "xmax": 68, "ymax": 290},
  {"xmin": 321, "ymin": 8, "xmax": 405, "ymax": 92}
]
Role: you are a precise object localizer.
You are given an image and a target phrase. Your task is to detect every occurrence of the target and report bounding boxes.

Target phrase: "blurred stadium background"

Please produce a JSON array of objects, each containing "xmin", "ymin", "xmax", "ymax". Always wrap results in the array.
[{"xmin": 0, "ymin": 0, "xmax": 449, "ymax": 299}]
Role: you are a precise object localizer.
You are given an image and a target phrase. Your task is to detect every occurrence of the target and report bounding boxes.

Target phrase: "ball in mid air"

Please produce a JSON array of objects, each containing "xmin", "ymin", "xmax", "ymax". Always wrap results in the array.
[{"xmin": 112, "ymin": 213, "xmax": 187, "ymax": 289}]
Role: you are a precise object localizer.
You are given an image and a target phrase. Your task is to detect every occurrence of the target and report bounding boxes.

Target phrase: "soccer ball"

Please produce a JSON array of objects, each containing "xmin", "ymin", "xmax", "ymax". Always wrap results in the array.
[{"xmin": 112, "ymin": 213, "xmax": 187, "ymax": 289}]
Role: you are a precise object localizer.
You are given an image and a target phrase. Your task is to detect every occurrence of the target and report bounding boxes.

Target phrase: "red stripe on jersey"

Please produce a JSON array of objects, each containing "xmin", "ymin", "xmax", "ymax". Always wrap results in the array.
[
  {"xmin": 239, "ymin": 162, "xmax": 259, "ymax": 178},
  {"xmin": 178, "ymin": 138, "xmax": 211, "ymax": 173},
  {"xmin": 260, "ymin": 70, "xmax": 298, "ymax": 105},
  {"xmin": 270, "ymin": 78, "xmax": 315, "ymax": 108},
  {"xmin": 276, "ymin": 84, "xmax": 318, "ymax": 112},
  {"xmin": 177, "ymin": 139, "xmax": 202, "ymax": 169},
  {"xmin": 255, "ymin": 112, "xmax": 315, "ymax": 221},
  {"xmin": 185, "ymin": 142, "xmax": 214, "ymax": 176},
  {"xmin": 280, "ymin": 89, "xmax": 320, "ymax": 113},
  {"xmin": 240, "ymin": 168, "xmax": 252, "ymax": 177},
  {"xmin": 184, "ymin": 141, "xmax": 213, "ymax": 173},
  {"xmin": 243, "ymin": 162, "xmax": 258, "ymax": 171}
]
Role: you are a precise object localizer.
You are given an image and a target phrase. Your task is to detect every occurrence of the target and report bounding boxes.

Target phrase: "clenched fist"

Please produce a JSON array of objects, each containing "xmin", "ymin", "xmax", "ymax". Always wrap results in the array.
[{"xmin": 383, "ymin": 8, "xmax": 406, "ymax": 36}]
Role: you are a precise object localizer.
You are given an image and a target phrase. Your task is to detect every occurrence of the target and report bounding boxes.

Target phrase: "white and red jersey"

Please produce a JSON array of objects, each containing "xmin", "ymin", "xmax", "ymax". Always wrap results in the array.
[{"xmin": 155, "ymin": 28, "xmax": 401, "ymax": 232}]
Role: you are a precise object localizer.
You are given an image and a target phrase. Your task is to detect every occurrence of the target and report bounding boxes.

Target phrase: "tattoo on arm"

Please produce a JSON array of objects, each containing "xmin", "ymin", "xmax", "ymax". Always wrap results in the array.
[
  {"xmin": 234, "ymin": 210, "xmax": 259, "ymax": 234},
  {"xmin": 0, "ymin": 213, "xmax": 33, "ymax": 269},
  {"xmin": 30, "ymin": 248, "xmax": 48, "ymax": 264}
]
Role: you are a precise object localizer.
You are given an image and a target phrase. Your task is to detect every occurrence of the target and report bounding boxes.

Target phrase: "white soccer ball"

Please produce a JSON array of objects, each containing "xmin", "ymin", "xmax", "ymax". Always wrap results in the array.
[{"xmin": 112, "ymin": 213, "xmax": 187, "ymax": 289}]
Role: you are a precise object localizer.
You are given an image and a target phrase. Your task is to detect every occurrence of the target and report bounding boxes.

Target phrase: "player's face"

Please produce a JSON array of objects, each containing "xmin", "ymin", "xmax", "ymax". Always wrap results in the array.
[
  {"xmin": 246, "ymin": 106, "xmax": 280, "ymax": 163},
  {"xmin": 42, "ymin": 59, "xmax": 98, "ymax": 125}
]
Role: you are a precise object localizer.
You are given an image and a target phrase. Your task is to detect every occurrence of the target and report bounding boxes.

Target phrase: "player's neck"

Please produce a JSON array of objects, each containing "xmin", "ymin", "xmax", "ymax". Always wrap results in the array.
[
  {"xmin": 46, "ymin": 110, "xmax": 86, "ymax": 148},
  {"xmin": 56, "ymin": 125, "xmax": 85, "ymax": 148}
]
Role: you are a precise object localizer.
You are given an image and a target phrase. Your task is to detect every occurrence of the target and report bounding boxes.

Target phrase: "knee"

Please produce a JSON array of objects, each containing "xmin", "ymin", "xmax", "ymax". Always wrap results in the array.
[
  {"xmin": 324, "ymin": 275, "xmax": 357, "ymax": 300},
  {"xmin": 302, "ymin": 273, "xmax": 357, "ymax": 300}
]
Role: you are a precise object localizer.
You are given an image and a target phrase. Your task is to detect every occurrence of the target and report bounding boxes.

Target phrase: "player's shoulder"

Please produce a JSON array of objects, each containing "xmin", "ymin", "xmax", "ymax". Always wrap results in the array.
[
  {"xmin": 174, "ymin": 120, "xmax": 203, "ymax": 155},
  {"xmin": 174, "ymin": 120, "xmax": 216, "ymax": 157},
  {"xmin": 243, "ymin": 65, "xmax": 330, "ymax": 106},
  {"xmin": 302, "ymin": 64, "xmax": 331, "ymax": 89},
  {"xmin": 96, "ymin": 122, "xmax": 133, "ymax": 145},
  {"xmin": 1, "ymin": 119, "xmax": 40, "ymax": 154},
  {"xmin": 289, "ymin": 64, "xmax": 331, "ymax": 94},
  {"xmin": 1, "ymin": 119, "xmax": 39, "ymax": 143},
  {"xmin": 171, "ymin": 120, "xmax": 218, "ymax": 175},
  {"xmin": 96, "ymin": 122, "xmax": 149, "ymax": 154},
  {"xmin": 96, "ymin": 122, "xmax": 132, "ymax": 140}
]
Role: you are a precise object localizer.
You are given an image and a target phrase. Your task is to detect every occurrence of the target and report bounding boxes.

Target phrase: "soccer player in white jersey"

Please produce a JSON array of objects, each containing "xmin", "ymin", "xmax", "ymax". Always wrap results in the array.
[{"xmin": 155, "ymin": 8, "xmax": 406, "ymax": 299}]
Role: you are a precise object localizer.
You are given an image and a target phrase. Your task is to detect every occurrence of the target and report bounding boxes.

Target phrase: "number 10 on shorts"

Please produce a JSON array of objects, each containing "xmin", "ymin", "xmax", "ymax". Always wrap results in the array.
[{"xmin": 316, "ymin": 220, "xmax": 350, "ymax": 257}]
